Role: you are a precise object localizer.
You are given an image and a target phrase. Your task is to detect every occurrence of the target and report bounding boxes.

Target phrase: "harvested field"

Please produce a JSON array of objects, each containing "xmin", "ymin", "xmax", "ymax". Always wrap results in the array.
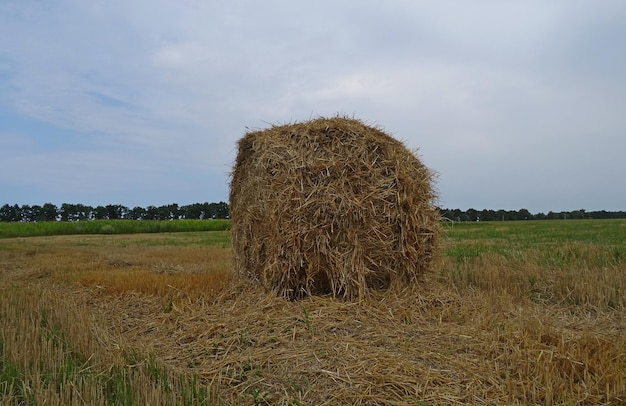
[{"xmin": 1, "ymin": 220, "xmax": 626, "ymax": 405}]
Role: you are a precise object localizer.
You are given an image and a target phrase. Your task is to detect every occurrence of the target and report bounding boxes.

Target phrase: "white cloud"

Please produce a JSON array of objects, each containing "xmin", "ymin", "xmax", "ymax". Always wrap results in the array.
[{"xmin": 1, "ymin": 0, "xmax": 625, "ymax": 210}]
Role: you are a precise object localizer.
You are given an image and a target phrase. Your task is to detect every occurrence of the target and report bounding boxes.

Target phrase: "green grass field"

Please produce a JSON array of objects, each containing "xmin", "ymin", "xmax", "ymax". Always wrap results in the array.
[
  {"xmin": 444, "ymin": 218, "xmax": 626, "ymax": 245},
  {"xmin": 0, "ymin": 219, "xmax": 230, "ymax": 239},
  {"xmin": 1, "ymin": 219, "xmax": 625, "ymax": 404},
  {"xmin": 443, "ymin": 219, "xmax": 626, "ymax": 266}
]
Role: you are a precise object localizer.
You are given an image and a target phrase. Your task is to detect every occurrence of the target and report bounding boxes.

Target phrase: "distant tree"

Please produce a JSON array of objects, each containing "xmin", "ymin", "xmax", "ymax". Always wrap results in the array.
[
  {"xmin": 452, "ymin": 209, "xmax": 466, "ymax": 222},
  {"xmin": 19, "ymin": 205, "xmax": 32, "ymax": 222},
  {"xmin": 204, "ymin": 203, "xmax": 216, "ymax": 219},
  {"xmin": 0, "ymin": 204, "xmax": 18, "ymax": 222},
  {"xmin": 201, "ymin": 202, "xmax": 213, "ymax": 218},
  {"xmin": 27, "ymin": 205, "xmax": 41, "ymax": 222},
  {"xmin": 93, "ymin": 206, "xmax": 108, "ymax": 220},
  {"xmin": 214, "ymin": 201, "xmax": 229, "ymax": 219},
  {"xmin": 144, "ymin": 206, "xmax": 158, "ymax": 220},
  {"xmin": 466, "ymin": 208, "xmax": 478, "ymax": 222},
  {"xmin": 74, "ymin": 204, "xmax": 92, "ymax": 221},
  {"xmin": 106, "ymin": 205, "xmax": 118, "ymax": 220},
  {"xmin": 587, "ymin": 210, "xmax": 626, "ymax": 219},
  {"xmin": 166, "ymin": 203, "xmax": 180, "ymax": 220},
  {"xmin": 129, "ymin": 206, "xmax": 146, "ymax": 220},
  {"xmin": 590, "ymin": 210, "xmax": 607, "ymax": 219},
  {"xmin": 182, "ymin": 203, "xmax": 204, "ymax": 219},
  {"xmin": 438, "ymin": 207, "xmax": 625, "ymax": 222},
  {"xmin": 204, "ymin": 201, "xmax": 229, "ymax": 219},
  {"xmin": 438, "ymin": 208, "xmax": 465, "ymax": 221},
  {"xmin": 495, "ymin": 209, "xmax": 507, "ymax": 221},
  {"xmin": 39, "ymin": 203, "xmax": 58, "ymax": 221},
  {"xmin": 518, "ymin": 208, "xmax": 532, "ymax": 220},
  {"xmin": 105, "ymin": 204, "xmax": 128, "ymax": 220},
  {"xmin": 479, "ymin": 209, "xmax": 497, "ymax": 221},
  {"xmin": 60, "ymin": 203, "xmax": 74, "ymax": 221},
  {"xmin": 156, "ymin": 205, "xmax": 171, "ymax": 220}
]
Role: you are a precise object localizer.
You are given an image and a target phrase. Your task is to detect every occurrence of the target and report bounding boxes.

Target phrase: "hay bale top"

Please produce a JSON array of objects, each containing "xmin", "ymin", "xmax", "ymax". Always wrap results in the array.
[{"xmin": 230, "ymin": 116, "xmax": 440, "ymax": 300}]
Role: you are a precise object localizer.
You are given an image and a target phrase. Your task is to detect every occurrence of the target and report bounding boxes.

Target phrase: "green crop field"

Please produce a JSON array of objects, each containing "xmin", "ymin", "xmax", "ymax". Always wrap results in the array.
[
  {"xmin": 0, "ymin": 219, "xmax": 230, "ymax": 239},
  {"xmin": 444, "ymin": 219, "xmax": 626, "ymax": 271},
  {"xmin": 1, "ymin": 219, "xmax": 625, "ymax": 404}
]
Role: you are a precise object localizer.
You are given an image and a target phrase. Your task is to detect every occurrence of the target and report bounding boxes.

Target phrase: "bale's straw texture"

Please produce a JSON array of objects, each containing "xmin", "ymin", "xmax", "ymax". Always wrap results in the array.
[{"xmin": 229, "ymin": 116, "xmax": 440, "ymax": 299}]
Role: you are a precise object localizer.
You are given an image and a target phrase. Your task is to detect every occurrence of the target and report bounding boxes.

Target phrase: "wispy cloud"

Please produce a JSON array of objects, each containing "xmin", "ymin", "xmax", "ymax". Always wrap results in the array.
[{"xmin": 1, "ymin": 0, "xmax": 625, "ymax": 210}]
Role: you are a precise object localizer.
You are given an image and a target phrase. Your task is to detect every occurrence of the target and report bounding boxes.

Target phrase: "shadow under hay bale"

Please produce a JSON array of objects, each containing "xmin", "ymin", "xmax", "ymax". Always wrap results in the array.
[{"xmin": 229, "ymin": 116, "xmax": 440, "ymax": 300}]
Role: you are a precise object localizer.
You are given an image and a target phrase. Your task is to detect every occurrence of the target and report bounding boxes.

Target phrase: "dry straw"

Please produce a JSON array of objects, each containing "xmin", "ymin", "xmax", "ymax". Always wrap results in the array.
[{"xmin": 229, "ymin": 116, "xmax": 440, "ymax": 300}]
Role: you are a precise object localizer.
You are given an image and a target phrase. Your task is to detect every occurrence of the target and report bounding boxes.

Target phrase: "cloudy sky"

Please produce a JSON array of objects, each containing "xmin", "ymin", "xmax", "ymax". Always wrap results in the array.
[{"xmin": 1, "ymin": 1, "xmax": 625, "ymax": 213}]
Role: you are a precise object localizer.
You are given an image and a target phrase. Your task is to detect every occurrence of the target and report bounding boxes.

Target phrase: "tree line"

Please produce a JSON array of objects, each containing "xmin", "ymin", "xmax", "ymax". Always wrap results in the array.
[
  {"xmin": 439, "ymin": 208, "xmax": 626, "ymax": 222},
  {"xmin": 0, "ymin": 202, "xmax": 229, "ymax": 222},
  {"xmin": 1, "ymin": 203, "xmax": 625, "ymax": 222}
]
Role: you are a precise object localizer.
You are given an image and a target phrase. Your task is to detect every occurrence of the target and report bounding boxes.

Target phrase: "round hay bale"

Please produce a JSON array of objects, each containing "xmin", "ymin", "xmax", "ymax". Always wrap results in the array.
[{"xmin": 229, "ymin": 116, "xmax": 440, "ymax": 300}]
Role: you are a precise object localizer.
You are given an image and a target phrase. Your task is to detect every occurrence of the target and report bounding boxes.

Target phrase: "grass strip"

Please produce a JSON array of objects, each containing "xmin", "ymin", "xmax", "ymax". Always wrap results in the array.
[{"xmin": 0, "ymin": 219, "xmax": 230, "ymax": 239}]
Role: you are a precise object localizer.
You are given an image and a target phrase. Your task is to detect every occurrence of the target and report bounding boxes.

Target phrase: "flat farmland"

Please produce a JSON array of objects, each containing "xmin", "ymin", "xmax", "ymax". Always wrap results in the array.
[{"xmin": 1, "ymin": 220, "xmax": 625, "ymax": 405}]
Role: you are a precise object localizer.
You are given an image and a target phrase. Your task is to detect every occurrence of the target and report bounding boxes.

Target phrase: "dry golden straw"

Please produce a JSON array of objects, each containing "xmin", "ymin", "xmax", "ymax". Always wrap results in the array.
[{"xmin": 229, "ymin": 116, "xmax": 440, "ymax": 300}]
